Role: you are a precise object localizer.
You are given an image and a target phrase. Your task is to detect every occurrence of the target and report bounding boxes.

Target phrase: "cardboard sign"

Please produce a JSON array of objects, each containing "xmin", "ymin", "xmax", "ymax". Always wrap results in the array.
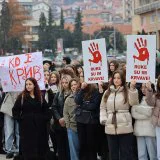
[
  {"xmin": 82, "ymin": 38, "xmax": 108, "ymax": 83},
  {"xmin": 0, "ymin": 52, "xmax": 45, "ymax": 92},
  {"xmin": 126, "ymin": 35, "xmax": 156, "ymax": 83}
]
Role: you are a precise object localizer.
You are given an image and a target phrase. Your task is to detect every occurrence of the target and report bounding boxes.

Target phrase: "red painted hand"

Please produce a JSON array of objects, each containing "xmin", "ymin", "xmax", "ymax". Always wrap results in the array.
[
  {"xmin": 88, "ymin": 42, "xmax": 102, "ymax": 65},
  {"xmin": 133, "ymin": 38, "xmax": 149, "ymax": 64}
]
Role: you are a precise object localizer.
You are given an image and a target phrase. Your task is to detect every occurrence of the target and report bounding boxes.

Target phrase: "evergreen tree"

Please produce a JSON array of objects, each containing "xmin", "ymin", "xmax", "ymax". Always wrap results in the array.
[
  {"xmin": 48, "ymin": 7, "xmax": 53, "ymax": 28},
  {"xmin": 0, "ymin": 0, "xmax": 11, "ymax": 53},
  {"xmin": 38, "ymin": 12, "xmax": 47, "ymax": 51},
  {"xmin": 137, "ymin": 29, "xmax": 147, "ymax": 35},
  {"xmin": 47, "ymin": 7, "xmax": 54, "ymax": 50},
  {"xmin": 60, "ymin": 9, "xmax": 64, "ymax": 29},
  {"xmin": 73, "ymin": 8, "xmax": 83, "ymax": 52}
]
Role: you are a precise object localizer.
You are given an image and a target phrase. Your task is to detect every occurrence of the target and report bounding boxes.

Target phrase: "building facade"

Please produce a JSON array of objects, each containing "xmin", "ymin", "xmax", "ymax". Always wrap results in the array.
[{"xmin": 132, "ymin": 0, "xmax": 160, "ymax": 49}]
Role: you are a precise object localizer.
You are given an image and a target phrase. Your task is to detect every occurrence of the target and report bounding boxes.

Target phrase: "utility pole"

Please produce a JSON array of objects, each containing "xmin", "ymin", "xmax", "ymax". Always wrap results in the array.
[{"xmin": 114, "ymin": 27, "xmax": 116, "ymax": 55}]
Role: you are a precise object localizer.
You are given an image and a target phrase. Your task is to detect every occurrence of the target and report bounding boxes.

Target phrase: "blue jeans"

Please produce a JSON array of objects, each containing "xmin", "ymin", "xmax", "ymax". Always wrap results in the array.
[
  {"xmin": 4, "ymin": 114, "xmax": 19, "ymax": 153},
  {"xmin": 67, "ymin": 128, "xmax": 79, "ymax": 160},
  {"xmin": 137, "ymin": 136, "xmax": 157, "ymax": 160},
  {"xmin": 156, "ymin": 127, "xmax": 160, "ymax": 160}
]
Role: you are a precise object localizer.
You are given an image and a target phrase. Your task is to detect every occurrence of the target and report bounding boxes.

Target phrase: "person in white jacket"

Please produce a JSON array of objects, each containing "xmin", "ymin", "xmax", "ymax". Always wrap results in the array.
[
  {"xmin": 0, "ymin": 92, "xmax": 20, "ymax": 159},
  {"xmin": 131, "ymin": 83, "xmax": 157, "ymax": 160}
]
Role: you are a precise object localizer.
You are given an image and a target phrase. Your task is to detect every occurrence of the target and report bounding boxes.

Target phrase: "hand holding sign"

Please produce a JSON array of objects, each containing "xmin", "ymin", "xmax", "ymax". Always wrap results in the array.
[
  {"xmin": 88, "ymin": 42, "xmax": 102, "ymax": 65},
  {"xmin": 133, "ymin": 38, "xmax": 149, "ymax": 64},
  {"xmin": 146, "ymin": 81, "xmax": 152, "ymax": 91},
  {"xmin": 81, "ymin": 82, "xmax": 88, "ymax": 89}
]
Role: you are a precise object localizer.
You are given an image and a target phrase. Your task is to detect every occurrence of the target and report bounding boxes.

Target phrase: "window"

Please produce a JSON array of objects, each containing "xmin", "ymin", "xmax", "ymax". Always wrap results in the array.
[
  {"xmin": 150, "ymin": 13, "xmax": 156, "ymax": 23},
  {"xmin": 32, "ymin": 26, "xmax": 38, "ymax": 34},
  {"xmin": 158, "ymin": 11, "xmax": 160, "ymax": 22},
  {"xmin": 141, "ymin": 16, "xmax": 146, "ymax": 25},
  {"xmin": 139, "ymin": 0, "xmax": 151, "ymax": 6}
]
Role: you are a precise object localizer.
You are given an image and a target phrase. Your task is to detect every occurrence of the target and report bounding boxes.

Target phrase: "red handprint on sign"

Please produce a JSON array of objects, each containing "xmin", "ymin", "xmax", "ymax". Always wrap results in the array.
[
  {"xmin": 88, "ymin": 42, "xmax": 102, "ymax": 66},
  {"xmin": 133, "ymin": 38, "xmax": 150, "ymax": 64}
]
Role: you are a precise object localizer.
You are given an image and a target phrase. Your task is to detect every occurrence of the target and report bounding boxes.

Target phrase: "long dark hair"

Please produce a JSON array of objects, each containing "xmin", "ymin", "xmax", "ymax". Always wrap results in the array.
[
  {"xmin": 104, "ymin": 70, "xmax": 128, "ymax": 104},
  {"xmin": 108, "ymin": 60, "xmax": 119, "ymax": 77},
  {"xmin": 83, "ymin": 84, "xmax": 97, "ymax": 101},
  {"xmin": 137, "ymin": 83, "xmax": 156, "ymax": 103},
  {"xmin": 20, "ymin": 77, "xmax": 42, "ymax": 102},
  {"xmin": 156, "ymin": 75, "xmax": 160, "ymax": 99},
  {"xmin": 69, "ymin": 78, "xmax": 80, "ymax": 90}
]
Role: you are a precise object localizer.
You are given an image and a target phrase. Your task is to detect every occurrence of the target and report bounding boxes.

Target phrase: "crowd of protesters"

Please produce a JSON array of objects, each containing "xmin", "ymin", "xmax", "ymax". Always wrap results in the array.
[{"xmin": 0, "ymin": 56, "xmax": 160, "ymax": 160}]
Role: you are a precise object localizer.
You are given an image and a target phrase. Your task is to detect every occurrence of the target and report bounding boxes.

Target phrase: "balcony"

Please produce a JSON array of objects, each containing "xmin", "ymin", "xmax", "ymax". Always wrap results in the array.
[{"xmin": 135, "ymin": 1, "xmax": 160, "ymax": 14}]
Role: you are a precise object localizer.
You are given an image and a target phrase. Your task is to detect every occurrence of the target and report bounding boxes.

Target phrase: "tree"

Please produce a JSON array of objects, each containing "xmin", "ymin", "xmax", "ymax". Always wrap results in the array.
[
  {"xmin": 0, "ymin": 0, "xmax": 11, "ymax": 53},
  {"xmin": 73, "ymin": 8, "xmax": 83, "ymax": 52},
  {"xmin": 0, "ymin": 0, "xmax": 30, "ymax": 53},
  {"xmin": 8, "ymin": 0, "xmax": 29, "ymax": 43},
  {"xmin": 46, "ymin": 7, "xmax": 55, "ymax": 50},
  {"xmin": 137, "ymin": 29, "xmax": 147, "ymax": 35},
  {"xmin": 60, "ymin": 9, "xmax": 64, "ymax": 29},
  {"xmin": 38, "ymin": 12, "xmax": 47, "ymax": 51},
  {"xmin": 48, "ymin": 7, "xmax": 53, "ymax": 28},
  {"xmin": 94, "ymin": 26, "xmax": 126, "ymax": 53}
]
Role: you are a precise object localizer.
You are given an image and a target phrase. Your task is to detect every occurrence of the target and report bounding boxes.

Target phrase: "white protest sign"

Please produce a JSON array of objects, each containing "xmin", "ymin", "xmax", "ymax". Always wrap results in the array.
[
  {"xmin": 82, "ymin": 38, "xmax": 108, "ymax": 83},
  {"xmin": 126, "ymin": 35, "xmax": 156, "ymax": 83},
  {"xmin": 0, "ymin": 52, "xmax": 45, "ymax": 92}
]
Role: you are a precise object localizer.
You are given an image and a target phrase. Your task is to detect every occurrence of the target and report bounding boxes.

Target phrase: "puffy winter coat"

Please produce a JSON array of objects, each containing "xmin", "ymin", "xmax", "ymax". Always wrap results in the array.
[
  {"xmin": 131, "ymin": 97, "xmax": 155, "ymax": 137},
  {"xmin": 100, "ymin": 85, "xmax": 138, "ymax": 135}
]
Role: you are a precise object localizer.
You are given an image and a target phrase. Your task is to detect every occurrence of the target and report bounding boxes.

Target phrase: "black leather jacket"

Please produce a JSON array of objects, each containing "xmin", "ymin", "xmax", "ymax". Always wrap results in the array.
[{"xmin": 51, "ymin": 91, "xmax": 70, "ymax": 129}]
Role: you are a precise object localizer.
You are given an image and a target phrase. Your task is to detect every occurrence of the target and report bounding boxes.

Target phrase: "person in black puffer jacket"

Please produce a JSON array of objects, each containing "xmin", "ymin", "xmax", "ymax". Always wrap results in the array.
[{"xmin": 0, "ymin": 87, "xmax": 5, "ymax": 154}]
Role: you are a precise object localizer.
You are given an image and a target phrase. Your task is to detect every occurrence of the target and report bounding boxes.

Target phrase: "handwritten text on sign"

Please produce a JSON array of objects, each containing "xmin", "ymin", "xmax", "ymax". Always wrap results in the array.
[{"xmin": 0, "ymin": 52, "xmax": 45, "ymax": 92}]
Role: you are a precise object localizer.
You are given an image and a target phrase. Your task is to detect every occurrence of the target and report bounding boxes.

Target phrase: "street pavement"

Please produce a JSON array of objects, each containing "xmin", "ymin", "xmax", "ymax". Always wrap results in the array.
[{"xmin": 0, "ymin": 154, "xmax": 13, "ymax": 160}]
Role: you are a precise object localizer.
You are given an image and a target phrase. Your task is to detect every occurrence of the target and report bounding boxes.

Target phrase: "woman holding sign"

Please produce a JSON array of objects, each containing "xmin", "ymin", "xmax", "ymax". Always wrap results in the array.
[
  {"xmin": 131, "ymin": 83, "xmax": 157, "ymax": 160},
  {"xmin": 100, "ymin": 70, "xmax": 139, "ymax": 160},
  {"xmin": 12, "ymin": 78, "xmax": 50, "ymax": 160},
  {"xmin": 74, "ymin": 82, "xmax": 101, "ymax": 160},
  {"xmin": 145, "ymin": 76, "xmax": 160, "ymax": 160}
]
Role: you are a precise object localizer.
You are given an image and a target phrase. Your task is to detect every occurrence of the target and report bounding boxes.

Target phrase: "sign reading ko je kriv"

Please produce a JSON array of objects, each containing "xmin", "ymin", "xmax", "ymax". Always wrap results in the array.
[{"xmin": 0, "ymin": 52, "xmax": 45, "ymax": 92}]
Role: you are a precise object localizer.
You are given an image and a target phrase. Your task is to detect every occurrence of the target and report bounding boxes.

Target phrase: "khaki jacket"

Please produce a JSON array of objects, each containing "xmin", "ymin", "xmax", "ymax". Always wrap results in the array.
[
  {"xmin": 63, "ymin": 93, "xmax": 77, "ymax": 132},
  {"xmin": 100, "ymin": 85, "xmax": 138, "ymax": 135}
]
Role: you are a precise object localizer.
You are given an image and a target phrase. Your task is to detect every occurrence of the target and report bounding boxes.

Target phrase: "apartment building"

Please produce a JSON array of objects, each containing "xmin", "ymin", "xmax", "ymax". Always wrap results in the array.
[
  {"xmin": 122, "ymin": 0, "xmax": 133, "ymax": 23},
  {"xmin": 132, "ymin": 0, "xmax": 160, "ymax": 48}
]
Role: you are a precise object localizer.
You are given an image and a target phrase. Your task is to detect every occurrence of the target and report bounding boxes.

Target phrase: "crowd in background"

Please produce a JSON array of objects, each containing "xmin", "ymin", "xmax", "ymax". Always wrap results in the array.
[{"xmin": 0, "ymin": 56, "xmax": 160, "ymax": 160}]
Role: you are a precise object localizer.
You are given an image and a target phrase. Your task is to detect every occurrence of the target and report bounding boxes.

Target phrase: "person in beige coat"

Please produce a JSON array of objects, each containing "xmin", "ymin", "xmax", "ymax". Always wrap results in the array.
[
  {"xmin": 132, "ymin": 83, "xmax": 157, "ymax": 160},
  {"xmin": 100, "ymin": 70, "xmax": 138, "ymax": 160},
  {"xmin": 146, "ymin": 76, "xmax": 160, "ymax": 160}
]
